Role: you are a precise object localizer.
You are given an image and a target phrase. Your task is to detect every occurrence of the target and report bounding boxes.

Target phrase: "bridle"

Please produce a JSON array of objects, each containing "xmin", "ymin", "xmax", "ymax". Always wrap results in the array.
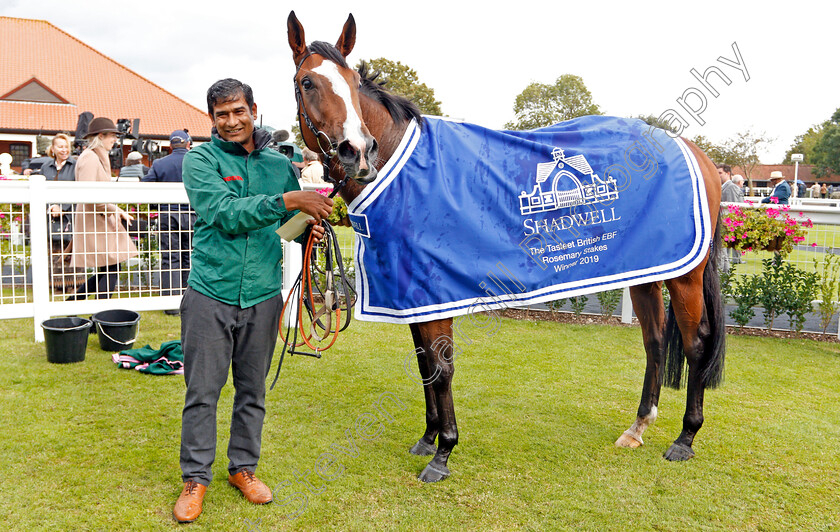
[
  {"xmin": 293, "ymin": 51, "xmax": 349, "ymax": 198},
  {"xmin": 270, "ymin": 51, "xmax": 359, "ymax": 389}
]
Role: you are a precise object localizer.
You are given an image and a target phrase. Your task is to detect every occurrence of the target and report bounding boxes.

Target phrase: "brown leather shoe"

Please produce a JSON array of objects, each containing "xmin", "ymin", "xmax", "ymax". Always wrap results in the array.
[
  {"xmin": 173, "ymin": 480, "xmax": 207, "ymax": 523},
  {"xmin": 228, "ymin": 469, "xmax": 273, "ymax": 504}
]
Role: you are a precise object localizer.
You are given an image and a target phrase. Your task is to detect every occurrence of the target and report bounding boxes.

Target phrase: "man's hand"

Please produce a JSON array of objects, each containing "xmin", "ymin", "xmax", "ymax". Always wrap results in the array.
[
  {"xmin": 48, "ymin": 205, "xmax": 63, "ymax": 218},
  {"xmin": 282, "ymin": 191, "xmax": 333, "ymax": 223},
  {"xmin": 307, "ymin": 222, "xmax": 326, "ymax": 243}
]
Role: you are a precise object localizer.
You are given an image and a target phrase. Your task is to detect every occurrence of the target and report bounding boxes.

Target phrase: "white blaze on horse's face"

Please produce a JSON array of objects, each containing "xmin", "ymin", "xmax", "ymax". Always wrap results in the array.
[{"xmin": 312, "ymin": 61, "xmax": 371, "ymax": 173}]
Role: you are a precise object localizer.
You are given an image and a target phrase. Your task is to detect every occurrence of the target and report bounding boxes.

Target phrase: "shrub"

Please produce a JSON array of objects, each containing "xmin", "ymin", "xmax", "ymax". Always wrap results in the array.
[
  {"xmin": 596, "ymin": 289, "xmax": 622, "ymax": 317},
  {"xmin": 546, "ymin": 299, "xmax": 566, "ymax": 315},
  {"xmin": 729, "ymin": 274, "xmax": 762, "ymax": 329},
  {"xmin": 569, "ymin": 295, "xmax": 588, "ymax": 315},
  {"xmin": 814, "ymin": 253, "xmax": 840, "ymax": 334}
]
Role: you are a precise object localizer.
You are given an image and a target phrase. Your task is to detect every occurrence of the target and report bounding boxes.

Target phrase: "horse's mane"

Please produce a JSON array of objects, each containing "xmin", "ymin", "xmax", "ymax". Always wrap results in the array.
[{"xmin": 309, "ymin": 41, "xmax": 423, "ymax": 128}]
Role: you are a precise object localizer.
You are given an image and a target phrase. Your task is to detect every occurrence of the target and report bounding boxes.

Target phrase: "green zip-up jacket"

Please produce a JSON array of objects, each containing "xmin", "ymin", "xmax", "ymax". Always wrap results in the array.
[{"xmin": 182, "ymin": 128, "xmax": 300, "ymax": 308}]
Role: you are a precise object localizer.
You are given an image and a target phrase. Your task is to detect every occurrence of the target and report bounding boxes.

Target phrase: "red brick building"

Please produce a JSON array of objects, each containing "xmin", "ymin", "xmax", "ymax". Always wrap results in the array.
[
  {"xmin": 0, "ymin": 16, "xmax": 210, "ymax": 171},
  {"xmin": 730, "ymin": 164, "xmax": 840, "ymax": 188}
]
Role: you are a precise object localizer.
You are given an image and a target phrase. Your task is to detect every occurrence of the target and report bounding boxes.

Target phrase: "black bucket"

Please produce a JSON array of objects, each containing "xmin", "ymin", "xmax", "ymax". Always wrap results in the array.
[
  {"xmin": 91, "ymin": 309, "xmax": 141, "ymax": 352},
  {"xmin": 42, "ymin": 317, "xmax": 92, "ymax": 363}
]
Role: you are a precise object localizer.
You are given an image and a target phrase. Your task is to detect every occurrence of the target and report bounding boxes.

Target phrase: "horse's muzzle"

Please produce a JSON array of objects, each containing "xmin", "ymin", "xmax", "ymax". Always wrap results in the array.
[{"xmin": 337, "ymin": 137, "xmax": 379, "ymax": 184}]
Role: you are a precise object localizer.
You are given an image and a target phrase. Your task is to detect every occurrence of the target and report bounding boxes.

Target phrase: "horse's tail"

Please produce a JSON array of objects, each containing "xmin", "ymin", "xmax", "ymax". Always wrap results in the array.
[{"xmin": 664, "ymin": 222, "xmax": 726, "ymax": 389}]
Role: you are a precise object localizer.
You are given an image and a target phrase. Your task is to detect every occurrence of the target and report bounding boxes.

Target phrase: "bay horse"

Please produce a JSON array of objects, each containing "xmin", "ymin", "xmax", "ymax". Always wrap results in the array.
[{"xmin": 286, "ymin": 11, "xmax": 725, "ymax": 483}]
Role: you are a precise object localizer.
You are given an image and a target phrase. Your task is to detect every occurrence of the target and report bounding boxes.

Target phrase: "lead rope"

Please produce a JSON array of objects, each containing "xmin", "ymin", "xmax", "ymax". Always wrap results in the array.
[{"xmin": 270, "ymin": 220, "xmax": 355, "ymax": 390}]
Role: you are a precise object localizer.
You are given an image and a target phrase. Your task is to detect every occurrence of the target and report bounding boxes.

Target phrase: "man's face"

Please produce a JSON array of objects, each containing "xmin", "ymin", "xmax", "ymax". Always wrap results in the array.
[
  {"xmin": 717, "ymin": 167, "xmax": 730, "ymax": 184},
  {"xmin": 211, "ymin": 94, "xmax": 257, "ymax": 148}
]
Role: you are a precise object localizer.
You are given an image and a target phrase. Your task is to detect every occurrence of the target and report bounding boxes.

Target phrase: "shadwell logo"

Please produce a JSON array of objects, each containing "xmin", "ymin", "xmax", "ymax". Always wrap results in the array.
[{"xmin": 518, "ymin": 147, "xmax": 619, "ymax": 217}]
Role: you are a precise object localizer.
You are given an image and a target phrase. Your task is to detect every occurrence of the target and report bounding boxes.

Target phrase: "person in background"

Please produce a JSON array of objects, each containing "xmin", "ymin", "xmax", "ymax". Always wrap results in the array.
[
  {"xmin": 732, "ymin": 174, "xmax": 746, "ymax": 195},
  {"xmin": 21, "ymin": 154, "xmax": 53, "ymax": 176},
  {"xmin": 119, "ymin": 152, "xmax": 146, "ymax": 181},
  {"xmin": 66, "ymin": 117, "xmax": 138, "ymax": 300},
  {"xmin": 810, "ymin": 181, "xmax": 821, "ymax": 199},
  {"xmin": 718, "ymin": 163, "xmax": 743, "ymax": 269},
  {"xmin": 821, "ymin": 183, "xmax": 828, "ymax": 198},
  {"xmin": 761, "ymin": 171, "xmax": 791, "ymax": 205},
  {"xmin": 41, "ymin": 133, "xmax": 79, "ymax": 290},
  {"xmin": 142, "ymin": 130, "xmax": 196, "ymax": 314},
  {"xmin": 718, "ymin": 164, "xmax": 743, "ymax": 203},
  {"xmin": 300, "ymin": 147, "xmax": 328, "ymax": 185}
]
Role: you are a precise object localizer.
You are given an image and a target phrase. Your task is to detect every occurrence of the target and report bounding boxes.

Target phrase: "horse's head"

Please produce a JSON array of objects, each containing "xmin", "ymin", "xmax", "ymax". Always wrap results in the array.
[{"xmin": 288, "ymin": 11, "xmax": 379, "ymax": 185}]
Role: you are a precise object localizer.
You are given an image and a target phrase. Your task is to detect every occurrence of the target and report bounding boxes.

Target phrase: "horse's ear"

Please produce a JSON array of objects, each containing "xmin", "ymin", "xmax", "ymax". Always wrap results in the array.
[
  {"xmin": 287, "ymin": 11, "xmax": 307, "ymax": 63},
  {"xmin": 335, "ymin": 13, "xmax": 356, "ymax": 57}
]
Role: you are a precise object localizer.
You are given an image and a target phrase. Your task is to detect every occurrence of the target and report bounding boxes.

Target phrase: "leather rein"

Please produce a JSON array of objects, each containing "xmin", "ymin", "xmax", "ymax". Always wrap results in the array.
[{"xmin": 270, "ymin": 52, "xmax": 357, "ymax": 389}]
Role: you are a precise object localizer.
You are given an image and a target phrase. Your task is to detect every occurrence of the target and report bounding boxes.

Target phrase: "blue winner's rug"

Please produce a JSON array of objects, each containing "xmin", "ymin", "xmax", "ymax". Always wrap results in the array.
[{"xmin": 347, "ymin": 115, "xmax": 710, "ymax": 324}]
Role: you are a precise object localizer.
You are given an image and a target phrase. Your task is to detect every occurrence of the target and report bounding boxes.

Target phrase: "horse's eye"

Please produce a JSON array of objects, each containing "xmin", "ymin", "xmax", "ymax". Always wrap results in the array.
[{"xmin": 301, "ymin": 78, "xmax": 313, "ymax": 90}]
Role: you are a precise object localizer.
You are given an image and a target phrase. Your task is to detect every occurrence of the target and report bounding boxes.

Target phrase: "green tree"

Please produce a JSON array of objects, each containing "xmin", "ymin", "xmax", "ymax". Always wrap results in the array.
[
  {"xmin": 812, "ymin": 108, "xmax": 840, "ymax": 178},
  {"xmin": 724, "ymin": 129, "xmax": 774, "ymax": 190},
  {"xmin": 636, "ymin": 114, "xmax": 679, "ymax": 134},
  {"xmin": 505, "ymin": 74, "xmax": 601, "ymax": 130},
  {"xmin": 783, "ymin": 123, "xmax": 825, "ymax": 164},
  {"xmin": 691, "ymin": 134, "xmax": 731, "ymax": 165},
  {"xmin": 357, "ymin": 57, "xmax": 443, "ymax": 116}
]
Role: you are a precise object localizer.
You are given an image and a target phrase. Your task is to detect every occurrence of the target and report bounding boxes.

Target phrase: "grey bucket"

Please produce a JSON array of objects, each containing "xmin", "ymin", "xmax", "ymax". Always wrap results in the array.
[
  {"xmin": 42, "ymin": 317, "xmax": 92, "ymax": 363},
  {"xmin": 91, "ymin": 310, "xmax": 140, "ymax": 351}
]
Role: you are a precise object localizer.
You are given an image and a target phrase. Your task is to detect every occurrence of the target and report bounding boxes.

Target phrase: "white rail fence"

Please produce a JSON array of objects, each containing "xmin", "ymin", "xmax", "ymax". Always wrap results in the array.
[
  {"xmin": 0, "ymin": 177, "xmax": 326, "ymax": 341},
  {"xmin": 3, "ymin": 177, "xmax": 840, "ymax": 341}
]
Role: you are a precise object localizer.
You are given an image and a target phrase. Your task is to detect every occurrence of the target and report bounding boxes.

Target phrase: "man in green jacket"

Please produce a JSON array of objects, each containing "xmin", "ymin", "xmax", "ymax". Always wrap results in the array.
[{"xmin": 173, "ymin": 78, "xmax": 333, "ymax": 524}]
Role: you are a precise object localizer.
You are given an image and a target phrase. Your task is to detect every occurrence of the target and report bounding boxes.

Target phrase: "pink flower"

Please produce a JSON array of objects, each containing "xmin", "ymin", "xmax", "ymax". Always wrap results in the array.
[
  {"xmin": 769, "ymin": 197, "xmax": 779, "ymax": 204},
  {"xmin": 811, "ymin": 242, "xmax": 818, "ymax": 247}
]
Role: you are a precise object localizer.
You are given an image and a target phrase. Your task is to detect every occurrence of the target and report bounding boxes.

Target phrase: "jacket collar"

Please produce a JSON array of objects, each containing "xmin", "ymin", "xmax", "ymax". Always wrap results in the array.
[{"xmin": 211, "ymin": 127, "xmax": 273, "ymax": 155}]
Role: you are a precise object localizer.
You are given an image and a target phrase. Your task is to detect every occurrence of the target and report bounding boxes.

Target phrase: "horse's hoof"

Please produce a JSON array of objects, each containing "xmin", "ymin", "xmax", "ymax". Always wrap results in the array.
[
  {"xmin": 663, "ymin": 443, "xmax": 695, "ymax": 461},
  {"xmin": 615, "ymin": 431, "xmax": 643, "ymax": 448},
  {"xmin": 409, "ymin": 439, "xmax": 437, "ymax": 456},
  {"xmin": 418, "ymin": 462, "xmax": 450, "ymax": 483}
]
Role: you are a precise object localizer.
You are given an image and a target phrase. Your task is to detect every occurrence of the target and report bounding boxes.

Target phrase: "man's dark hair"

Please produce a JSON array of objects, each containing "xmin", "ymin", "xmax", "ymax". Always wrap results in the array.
[
  {"xmin": 716, "ymin": 163, "xmax": 731, "ymax": 174},
  {"xmin": 206, "ymin": 78, "xmax": 254, "ymax": 116}
]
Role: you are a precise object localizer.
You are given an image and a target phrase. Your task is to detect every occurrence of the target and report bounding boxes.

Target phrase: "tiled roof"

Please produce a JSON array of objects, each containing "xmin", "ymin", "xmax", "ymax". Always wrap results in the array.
[
  {"xmin": 0, "ymin": 16, "xmax": 210, "ymax": 140},
  {"xmin": 731, "ymin": 164, "xmax": 840, "ymax": 184}
]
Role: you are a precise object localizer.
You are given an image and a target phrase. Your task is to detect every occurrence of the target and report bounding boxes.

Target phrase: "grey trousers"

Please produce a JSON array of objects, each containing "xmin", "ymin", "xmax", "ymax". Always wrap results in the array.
[{"xmin": 179, "ymin": 287, "xmax": 283, "ymax": 485}]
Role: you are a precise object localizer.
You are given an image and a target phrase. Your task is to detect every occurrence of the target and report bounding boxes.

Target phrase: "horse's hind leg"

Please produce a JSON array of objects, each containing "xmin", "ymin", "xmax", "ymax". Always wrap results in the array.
[
  {"xmin": 408, "ymin": 323, "xmax": 438, "ymax": 456},
  {"xmin": 616, "ymin": 282, "xmax": 666, "ymax": 448},
  {"xmin": 663, "ymin": 271, "xmax": 709, "ymax": 461},
  {"xmin": 412, "ymin": 319, "xmax": 458, "ymax": 482}
]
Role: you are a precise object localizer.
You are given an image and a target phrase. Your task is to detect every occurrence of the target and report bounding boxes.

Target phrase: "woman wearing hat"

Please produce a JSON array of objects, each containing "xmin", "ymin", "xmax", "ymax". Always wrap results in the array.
[{"xmin": 67, "ymin": 117, "xmax": 139, "ymax": 300}]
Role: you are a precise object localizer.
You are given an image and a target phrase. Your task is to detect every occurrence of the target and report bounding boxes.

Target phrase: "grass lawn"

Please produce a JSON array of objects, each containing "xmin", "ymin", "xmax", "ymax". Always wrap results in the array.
[{"xmin": 0, "ymin": 313, "xmax": 839, "ymax": 531}]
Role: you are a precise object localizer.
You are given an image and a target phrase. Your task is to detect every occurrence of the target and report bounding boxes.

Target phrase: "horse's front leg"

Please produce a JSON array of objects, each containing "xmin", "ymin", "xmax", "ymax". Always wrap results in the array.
[
  {"xmin": 413, "ymin": 319, "xmax": 457, "ymax": 482},
  {"xmin": 408, "ymin": 323, "xmax": 438, "ymax": 457},
  {"xmin": 616, "ymin": 282, "xmax": 666, "ymax": 449}
]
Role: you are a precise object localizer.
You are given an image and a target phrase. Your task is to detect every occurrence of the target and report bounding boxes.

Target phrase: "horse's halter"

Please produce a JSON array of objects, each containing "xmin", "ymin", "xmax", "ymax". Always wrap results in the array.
[{"xmin": 293, "ymin": 51, "xmax": 348, "ymax": 194}]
